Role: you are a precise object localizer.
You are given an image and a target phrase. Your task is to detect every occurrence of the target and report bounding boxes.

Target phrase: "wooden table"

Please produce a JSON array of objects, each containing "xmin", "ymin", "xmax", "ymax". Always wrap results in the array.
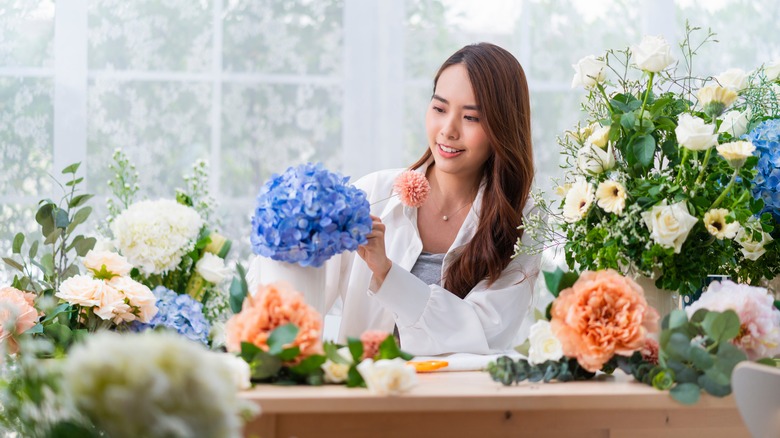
[{"xmin": 241, "ymin": 371, "xmax": 749, "ymax": 438}]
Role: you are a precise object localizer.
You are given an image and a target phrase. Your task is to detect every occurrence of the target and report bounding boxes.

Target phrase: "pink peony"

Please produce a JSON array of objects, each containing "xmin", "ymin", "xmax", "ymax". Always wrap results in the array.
[
  {"xmin": 393, "ymin": 170, "xmax": 430, "ymax": 208},
  {"xmin": 225, "ymin": 282, "xmax": 323, "ymax": 362},
  {"xmin": 641, "ymin": 338, "xmax": 660, "ymax": 365},
  {"xmin": 550, "ymin": 269, "xmax": 660, "ymax": 372},
  {"xmin": 685, "ymin": 280, "xmax": 780, "ymax": 360},
  {"xmin": 360, "ymin": 330, "xmax": 390, "ymax": 360},
  {"xmin": 0, "ymin": 286, "xmax": 40, "ymax": 354}
]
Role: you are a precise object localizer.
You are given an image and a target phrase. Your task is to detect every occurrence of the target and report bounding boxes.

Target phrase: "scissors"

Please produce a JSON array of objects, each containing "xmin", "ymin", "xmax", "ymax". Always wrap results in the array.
[{"xmin": 407, "ymin": 360, "xmax": 449, "ymax": 372}]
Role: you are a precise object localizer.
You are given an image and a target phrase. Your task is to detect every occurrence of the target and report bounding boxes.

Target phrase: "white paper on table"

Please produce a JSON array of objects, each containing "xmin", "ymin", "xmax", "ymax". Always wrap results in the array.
[{"xmin": 410, "ymin": 352, "xmax": 526, "ymax": 372}]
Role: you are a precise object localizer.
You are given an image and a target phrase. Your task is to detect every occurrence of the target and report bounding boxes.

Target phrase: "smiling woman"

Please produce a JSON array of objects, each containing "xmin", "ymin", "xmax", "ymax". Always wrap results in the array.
[{"xmin": 250, "ymin": 42, "xmax": 541, "ymax": 357}]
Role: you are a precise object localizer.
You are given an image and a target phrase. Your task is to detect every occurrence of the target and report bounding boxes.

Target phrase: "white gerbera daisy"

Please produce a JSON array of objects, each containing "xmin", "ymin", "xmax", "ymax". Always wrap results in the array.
[{"xmin": 596, "ymin": 180, "xmax": 627, "ymax": 215}]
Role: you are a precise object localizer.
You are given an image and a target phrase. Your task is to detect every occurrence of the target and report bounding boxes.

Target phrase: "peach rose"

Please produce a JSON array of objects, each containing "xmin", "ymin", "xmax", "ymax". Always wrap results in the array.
[
  {"xmin": 93, "ymin": 283, "xmax": 133, "ymax": 323},
  {"xmin": 360, "ymin": 330, "xmax": 390, "ymax": 360},
  {"xmin": 83, "ymin": 250, "xmax": 133, "ymax": 277},
  {"xmin": 56, "ymin": 275, "xmax": 103, "ymax": 307},
  {"xmin": 550, "ymin": 270, "xmax": 659, "ymax": 372},
  {"xmin": 0, "ymin": 286, "xmax": 40, "ymax": 354},
  {"xmin": 225, "ymin": 282, "xmax": 323, "ymax": 361},
  {"xmin": 107, "ymin": 276, "xmax": 158, "ymax": 323}
]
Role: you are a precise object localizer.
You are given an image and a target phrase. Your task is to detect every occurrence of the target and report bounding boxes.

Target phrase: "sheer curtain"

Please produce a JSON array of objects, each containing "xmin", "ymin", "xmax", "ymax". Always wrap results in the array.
[{"xmin": 2, "ymin": 0, "xmax": 779, "ymax": 282}]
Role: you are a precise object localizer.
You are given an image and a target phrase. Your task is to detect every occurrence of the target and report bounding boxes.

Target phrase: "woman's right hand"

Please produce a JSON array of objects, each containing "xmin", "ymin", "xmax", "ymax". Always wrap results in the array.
[{"xmin": 357, "ymin": 215, "xmax": 393, "ymax": 284}]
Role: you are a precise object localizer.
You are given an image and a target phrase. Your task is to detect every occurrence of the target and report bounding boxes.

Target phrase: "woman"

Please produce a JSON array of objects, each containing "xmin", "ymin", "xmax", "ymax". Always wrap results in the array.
[{"xmin": 253, "ymin": 43, "xmax": 540, "ymax": 356}]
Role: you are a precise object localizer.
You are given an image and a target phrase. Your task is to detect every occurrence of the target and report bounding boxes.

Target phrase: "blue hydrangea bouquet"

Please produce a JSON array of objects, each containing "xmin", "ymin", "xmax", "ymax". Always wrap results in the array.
[{"xmin": 251, "ymin": 163, "xmax": 373, "ymax": 268}]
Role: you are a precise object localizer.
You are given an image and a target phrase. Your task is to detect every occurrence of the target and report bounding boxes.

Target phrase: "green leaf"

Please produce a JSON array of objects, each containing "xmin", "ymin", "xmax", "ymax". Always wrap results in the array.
[
  {"xmin": 543, "ymin": 268, "xmax": 579, "ymax": 297},
  {"xmin": 54, "ymin": 208, "xmax": 70, "ymax": 229},
  {"xmin": 689, "ymin": 308, "xmax": 709, "ymax": 324},
  {"xmin": 64, "ymin": 177, "xmax": 84, "ymax": 187},
  {"xmin": 277, "ymin": 346, "xmax": 301, "ymax": 361},
  {"xmin": 240, "ymin": 342, "xmax": 263, "ymax": 362},
  {"xmin": 36, "ymin": 203, "xmax": 55, "ymax": 236},
  {"xmin": 267, "ymin": 323, "xmax": 299, "ymax": 356},
  {"xmin": 702, "ymin": 310, "xmax": 740, "ymax": 343},
  {"xmin": 12, "ymin": 233, "xmax": 24, "ymax": 254},
  {"xmin": 29, "ymin": 239, "xmax": 39, "ymax": 259},
  {"xmin": 346, "ymin": 365, "xmax": 365, "ymax": 388},
  {"xmin": 620, "ymin": 112, "xmax": 636, "ymax": 131},
  {"xmin": 689, "ymin": 347, "xmax": 714, "ymax": 370},
  {"xmin": 48, "ymin": 420, "xmax": 101, "ymax": 438},
  {"xmin": 665, "ymin": 332, "xmax": 691, "ymax": 361},
  {"xmin": 250, "ymin": 352, "xmax": 283, "ymax": 380},
  {"xmin": 670, "ymin": 383, "xmax": 701, "ymax": 405},
  {"xmin": 699, "ymin": 372, "xmax": 731, "ymax": 397},
  {"xmin": 347, "ymin": 337, "xmax": 364, "ymax": 362},
  {"xmin": 27, "ymin": 323, "xmax": 44, "ymax": 335},
  {"xmin": 74, "ymin": 237, "xmax": 96, "ymax": 257},
  {"xmin": 61, "ymin": 263, "xmax": 80, "ymax": 281},
  {"xmin": 289, "ymin": 355, "xmax": 327, "ymax": 375},
  {"xmin": 2, "ymin": 257, "xmax": 24, "ymax": 272},
  {"xmin": 44, "ymin": 228, "xmax": 63, "ymax": 245},
  {"xmin": 229, "ymin": 263, "xmax": 248, "ymax": 314},
  {"xmin": 376, "ymin": 334, "xmax": 413, "ymax": 360},
  {"xmin": 715, "ymin": 342, "xmax": 747, "ymax": 375},
  {"xmin": 324, "ymin": 342, "xmax": 350, "ymax": 365},
  {"xmin": 40, "ymin": 253, "xmax": 54, "ymax": 276},
  {"xmin": 43, "ymin": 323, "xmax": 73, "ymax": 347},
  {"xmin": 42, "ymin": 303, "xmax": 72, "ymax": 323},
  {"xmin": 70, "ymin": 206, "xmax": 92, "ymax": 228},
  {"xmin": 651, "ymin": 368, "xmax": 675, "ymax": 390},
  {"xmin": 61, "ymin": 162, "xmax": 81, "ymax": 174},
  {"xmin": 632, "ymin": 135, "xmax": 656, "ymax": 168},
  {"xmin": 68, "ymin": 194, "xmax": 94, "ymax": 209},
  {"xmin": 668, "ymin": 309, "xmax": 688, "ymax": 330}
]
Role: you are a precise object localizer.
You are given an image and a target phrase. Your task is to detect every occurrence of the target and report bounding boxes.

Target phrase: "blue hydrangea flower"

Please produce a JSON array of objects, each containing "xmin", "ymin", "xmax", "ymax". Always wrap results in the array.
[
  {"xmin": 250, "ymin": 162, "xmax": 373, "ymax": 267},
  {"xmin": 744, "ymin": 119, "xmax": 780, "ymax": 222},
  {"xmin": 133, "ymin": 286, "xmax": 210, "ymax": 344}
]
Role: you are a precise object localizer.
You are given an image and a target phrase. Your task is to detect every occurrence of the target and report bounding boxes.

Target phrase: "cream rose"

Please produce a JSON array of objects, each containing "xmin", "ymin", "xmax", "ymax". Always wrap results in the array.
[
  {"xmin": 641, "ymin": 200, "xmax": 698, "ymax": 253},
  {"xmin": 631, "ymin": 35, "xmax": 675, "ymax": 73},
  {"xmin": 571, "ymin": 55, "xmax": 607, "ymax": 89},
  {"xmin": 93, "ymin": 283, "xmax": 133, "ymax": 323},
  {"xmin": 562, "ymin": 180, "xmax": 594, "ymax": 223},
  {"xmin": 321, "ymin": 347, "xmax": 353, "ymax": 384},
  {"xmin": 716, "ymin": 68, "xmax": 749, "ymax": 92},
  {"xmin": 83, "ymin": 250, "xmax": 133, "ymax": 278},
  {"xmin": 596, "ymin": 180, "xmax": 627, "ymax": 215},
  {"xmin": 356, "ymin": 358, "xmax": 417, "ymax": 395},
  {"xmin": 703, "ymin": 209, "xmax": 739, "ymax": 240},
  {"xmin": 675, "ymin": 114, "xmax": 718, "ymax": 151},
  {"xmin": 196, "ymin": 253, "xmax": 231, "ymax": 284},
  {"xmin": 527, "ymin": 320, "xmax": 564, "ymax": 365},
  {"xmin": 108, "ymin": 276, "xmax": 158, "ymax": 323},
  {"xmin": 717, "ymin": 141, "xmax": 756, "ymax": 168},
  {"xmin": 577, "ymin": 143, "xmax": 615, "ymax": 174},
  {"xmin": 56, "ymin": 275, "xmax": 103, "ymax": 307},
  {"xmin": 718, "ymin": 109, "xmax": 751, "ymax": 138},
  {"xmin": 736, "ymin": 226, "xmax": 773, "ymax": 261}
]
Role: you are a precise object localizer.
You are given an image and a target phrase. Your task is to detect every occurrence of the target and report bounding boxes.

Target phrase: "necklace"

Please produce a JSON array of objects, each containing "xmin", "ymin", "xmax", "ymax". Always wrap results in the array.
[{"xmin": 430, "ymin": 194, "xmax": 474, "ymax": 221}]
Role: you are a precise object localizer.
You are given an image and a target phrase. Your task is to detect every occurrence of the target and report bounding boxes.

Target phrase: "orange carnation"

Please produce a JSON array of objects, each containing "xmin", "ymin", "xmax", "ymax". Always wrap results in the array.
[
  {"xmin": 0, "ymin": 286, "xmax": 40, "ymax": 354},
  {"xmin": 550, "ymin": 270, "xmax": 659, "ymax": 372},
  {"xmin": 225, "ymin": 282, "xmax": 323, "ymax": 361},
  {"xmin": 360, "ymin": 330, "xmax": 390, "ymax": 360}
]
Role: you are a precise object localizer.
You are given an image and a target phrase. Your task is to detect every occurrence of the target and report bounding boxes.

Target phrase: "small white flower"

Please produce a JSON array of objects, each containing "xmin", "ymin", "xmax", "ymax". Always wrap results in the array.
[
  {"xmin": 527, "ymin": 320, "xmax": 563, "ymax": 365},
  {"xmin": 555, "ymin": 183, "xmax": 572, "ymax": 198},
  {"xmin": 717, "ymin": 141, "xmax": 756, "ymax": 168},
  {"xmin": 562, "ymin": 180, "xmax": 594, "ymax": 223},
  {"xmin": 718, "ymin": 109, "xmax": 751, "ymax": 138},
  {"xmin": 566, "ymin": 123, "xmax": 598, "ymax": 144},
  {"xmin": 596, "ymin": 180, "xmax": 627, "ymax": 215},
  {"xmin": 196, "ymin": 253, "xmax": 231, "ymax": 284},
  {"xmin": 765, "ymin": 60, "xmax": 780, "ymax": 82},
  {"xmin": 702, "ymin": 209, "xmax": 739, "ymax": 240},
  {"xmin": 571, "ymin": 55, "xmax": 607, "ymax": 89},
  {"xmin": 697, "ymin": 85, "xmax": 738, "ymax": 117},
  {"xmin": 321, "ymin": 347, "xmax": 353, "ymax": 384},
  {"xmin": 356, "ymin": 358, "xmax": 417, "ymax": 396},
  {"xmin": 641, "ymin": 200, "xmax": 698, "ymax": 253},
  {"xmin": 715, "ymin": 68, "xmax": 749, "ymax": 92},
  {"xmin": 577, "ymin": 143, "xmax": 615, "ymax": 174},
  {"xmin": 631, "ymin": 35, "xmax": 675, "ymax": 73},
  {"xmin": 736, "ymin": 225, "xmax": 773, "ymax": 261},
  {"xmin": 587, "ymin": 125, "xmax": 611, "ymax": 149},
  {"xmin": 675, "ymin": 114, "xmax": 718, "ymax": 151}
]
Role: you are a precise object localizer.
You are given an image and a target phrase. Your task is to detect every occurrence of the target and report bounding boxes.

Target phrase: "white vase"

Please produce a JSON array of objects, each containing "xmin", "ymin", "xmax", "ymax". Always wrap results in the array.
[
  {"xmin": 254, "ymin": 256, "xmax": 327, "ymax": 314},
  {"xmin": 632, "ymin": 274, "xmax": 680, "ymax": 317}
]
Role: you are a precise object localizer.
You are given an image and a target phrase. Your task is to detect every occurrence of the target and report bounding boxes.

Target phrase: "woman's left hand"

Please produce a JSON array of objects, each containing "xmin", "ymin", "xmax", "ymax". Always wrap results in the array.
[{"xmin": 357, "ymin": 215, "xmax": 393, "ymax": 283}]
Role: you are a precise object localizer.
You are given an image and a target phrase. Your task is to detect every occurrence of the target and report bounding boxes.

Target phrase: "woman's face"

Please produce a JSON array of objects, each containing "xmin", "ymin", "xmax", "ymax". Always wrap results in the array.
[{"xmin": 425, "ymin": 63, "xmax": 492, "ymax": 179}]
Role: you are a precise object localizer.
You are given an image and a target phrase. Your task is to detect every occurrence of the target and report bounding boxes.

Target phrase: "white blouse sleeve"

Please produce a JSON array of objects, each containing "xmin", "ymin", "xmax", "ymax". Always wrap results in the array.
[{"xmin": 369, "ymin": 249, "xmax": 542, "ymax": 356}]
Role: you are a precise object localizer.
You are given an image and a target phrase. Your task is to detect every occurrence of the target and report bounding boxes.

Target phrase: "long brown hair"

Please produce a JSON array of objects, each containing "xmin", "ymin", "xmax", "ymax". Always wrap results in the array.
[{"xmin": 410, "ymin": 43, "xmax": 534, "ymax": 298}]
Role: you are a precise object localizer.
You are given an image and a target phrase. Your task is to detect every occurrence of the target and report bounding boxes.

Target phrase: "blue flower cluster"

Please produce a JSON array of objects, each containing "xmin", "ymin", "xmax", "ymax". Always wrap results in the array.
[
  {"xmin": 745, "ymin": 119, "xmax": 780, "ymax": 222},
  {"xmin": 250, "ymin": 162, "xmax": 373, "ymax": 267},
  {"xmin": 134, "ymin": 286, "xmax": 210, "ymax": 344}
]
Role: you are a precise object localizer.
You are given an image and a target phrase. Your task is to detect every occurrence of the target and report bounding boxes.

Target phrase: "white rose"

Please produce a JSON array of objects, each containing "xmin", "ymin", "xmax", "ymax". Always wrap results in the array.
[
  {"xmin": 641, "ymin": 200, "xmax": 698, "ymax": 253},
  {"xmin": 675, "ymin": 114, "xmax": 718, "ymax": 151},
  {"xmin": 527, "ymin": 321, "xmax": 563, "ymax": 365},
  {"xmin": 736, "ymin": 226, "xmax": 773, "ymax": 261},
  {"xmin": 356, "ymin": 358, "xmax": 417, "ymax": 396},
  {"xmin": 196, "ymin": 253, "xmax": 231, "ymax": 284},
  {"xmin": 587, "ymin": 125, "xmax": 611, "ymax": 149},
  {"xmin": 577, "ymin": 143, "xmax": 615, "ymax": 174},
  {"xmin": 716, "ymin": 141, "xmax": 756, "ymax": 168},
  {"xmin": 571, "ymin": 55, "xmax": 606, "ymax": 89},
  {"xmin": 716, "ymin": 68, "xmax": 749, "ymax": 92},
  {"xmin": 562, "ymin": 179, "xmax": 594, "ymax": 223},
  {"xmin": 765, "ymin": 60, "xmax": 780, "ymax": 82},
  {"xmin": 718, "ymin": 109, "xmax": 751, "ymax": 138},
  {"xmin": 321, "ymin": 347, "xmax": 353, "ymax": 384},
  {"xmin": 631, "ymin": 35, "xmax": 675, "ymax": 73},
  {"xmin": 219, "ymin": 354, "xmax": 252, "ymax": 390}
]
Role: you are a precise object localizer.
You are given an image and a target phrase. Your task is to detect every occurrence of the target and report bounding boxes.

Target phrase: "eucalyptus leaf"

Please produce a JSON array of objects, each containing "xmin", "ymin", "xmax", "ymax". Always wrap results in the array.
[
  {"xmin": 68, "ymin": 194, "xmax": 94, "ymax": 209},
  {"xmin": 44, "ymin": 228, "xmax": 63, "ymax": 245},
  {"xmin": 74, "ymin": 237, "xmax": 96, "ymax": 257},
  {"xmin": 702, "ymin": 310, "xmax": 740, "ymax": 343},
  {"xmin": 62, "ymin": 263, "xmax": 80, "ymax": 280},
  {"xmin": 69, "ymin": 206, "xmax": 93, "ymax": 229},
  {"xmin": 670, "ymin": 383, "xmax": 700, "ymax": 405},
  {"xmin": 715, "ymin": 342, "xmax": 747, "ymax": 375},
  {"xmin": 12, "ymin": 233, "xmax": 24, "ymax": 254},
  {"xmin": 668, "ymin": 309, "xmax": 688, "ymax": 330},
  {"xmin": 43, "ymin": 303, "xmax": 72, "ymax": 323},
  {"xmin": 267, "ymin": 323, "xmax": 298, "ymax": 355},
  {"xmin": 36, "ymin": 203, "xmax": 55, "ymax": 236},
  {"xmin": 64, "ymin": 177, "xmax": 84, "ymax": 187},
  {"xmin": 689, "ymin": 346, "xmax": 714, "ymax": 370},
  {"xmin": 2, "ymin": 257, "xmax": 24, "ymax": 272},
  {"xmin": 665, "ymin": 332, "xmax": 691, "ymax": 361},
  {"xmin": 29, "ymin": 239, "xmax": 39, "ymax": 259},
  {"xmin": 698, "ymin": 372, "xmax": 731, "ymax": 397},
  {"xmin": 229, "ymin": 263, "xmax": 248, "ymax": 314},
  {"xmin": 54, "ymin": 208, "xmax": 70, "ymax": 229},
  {"xmin": 61, "ymin": 162, "xmax": 81, "ymax": 174}
]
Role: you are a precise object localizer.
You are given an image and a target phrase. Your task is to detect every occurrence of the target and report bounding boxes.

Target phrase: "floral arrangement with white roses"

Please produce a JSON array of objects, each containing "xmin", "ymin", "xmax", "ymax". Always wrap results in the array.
[
  {"xmin": 488, "ymin": 268, "xmax": 780, "ymax": 405},
  {"xmin": 521, "ymin": 25, "xmax": 780, "ymax": 297}
]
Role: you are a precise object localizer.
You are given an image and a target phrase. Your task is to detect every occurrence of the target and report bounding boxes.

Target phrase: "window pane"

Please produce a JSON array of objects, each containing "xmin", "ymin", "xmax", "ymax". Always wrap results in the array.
[{"xmin": 0, "ymin": 2, "xmax": 54, "ymax": 68}]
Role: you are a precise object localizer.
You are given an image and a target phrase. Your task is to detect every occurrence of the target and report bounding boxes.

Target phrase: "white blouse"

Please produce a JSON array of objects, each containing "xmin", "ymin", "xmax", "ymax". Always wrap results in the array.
[{"xmin": 248, "ymin": 160, "xmax": 542, "ymax": 356}]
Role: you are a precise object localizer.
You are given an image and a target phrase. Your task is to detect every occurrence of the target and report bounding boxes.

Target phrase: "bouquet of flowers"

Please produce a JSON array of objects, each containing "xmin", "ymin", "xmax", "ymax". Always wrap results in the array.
[
  {"xmin": 522, "ymin": 26, "xmax": 780, "ymax": 297},
  {"xmin": 227, "ymin": 281, "xmax": 416, "ymax": 393},
  {"xmin": 250, "ymin": 162, "xmax": 373, "ymax": 268}
]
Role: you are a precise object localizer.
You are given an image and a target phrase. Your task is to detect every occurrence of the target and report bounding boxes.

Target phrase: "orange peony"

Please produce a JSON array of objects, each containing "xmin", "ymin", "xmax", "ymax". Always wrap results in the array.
[
  {"xmin": 225, "ymin": 281, "xmax": 323, "ymax": 360},
  {"xmin": 0, "ymin": 286, "xmax": 41, "ymax": 354},
  {"xmin": 550, "ymin": 270, "xmax": 659, "ymax": 372}
]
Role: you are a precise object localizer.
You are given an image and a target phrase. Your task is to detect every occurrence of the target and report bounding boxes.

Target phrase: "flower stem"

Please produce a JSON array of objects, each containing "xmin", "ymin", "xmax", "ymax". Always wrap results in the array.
[
  {"xmin": 709, "ymin": 168, "xmax": 739, "ymax": 210},
  {"xmin": 638, "ymin": 72, "xmax": 655, "ymax": 130},
  {"xmin": 694, "ymin": 148, "xmax": 712, "ymax": 186},
  {"xmin": 596, "ymin": 83, "xmax": 614, "ymax": 115},
  {"xmin": 677, "ymin": 149, "xmax": 689, "ymax": 182}
]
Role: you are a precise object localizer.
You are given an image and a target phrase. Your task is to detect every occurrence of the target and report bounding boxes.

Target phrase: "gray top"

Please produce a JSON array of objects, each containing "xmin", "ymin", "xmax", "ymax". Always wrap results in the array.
[{"xmin": 410, "ymin": 251, "xmax": 445, "ymax": 286}]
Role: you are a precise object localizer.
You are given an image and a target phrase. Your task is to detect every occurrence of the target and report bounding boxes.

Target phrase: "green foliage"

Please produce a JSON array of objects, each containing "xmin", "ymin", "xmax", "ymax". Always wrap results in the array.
[{"xmin": 486, "ymin": 356, "xmax": 597, "ymax": 386}]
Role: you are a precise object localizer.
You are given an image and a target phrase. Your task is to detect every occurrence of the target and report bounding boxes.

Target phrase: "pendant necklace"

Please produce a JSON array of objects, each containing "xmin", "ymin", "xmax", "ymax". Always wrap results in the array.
[{"xmin": 431, "ymin": 195, "xmax": 474, "ymax": 221}]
